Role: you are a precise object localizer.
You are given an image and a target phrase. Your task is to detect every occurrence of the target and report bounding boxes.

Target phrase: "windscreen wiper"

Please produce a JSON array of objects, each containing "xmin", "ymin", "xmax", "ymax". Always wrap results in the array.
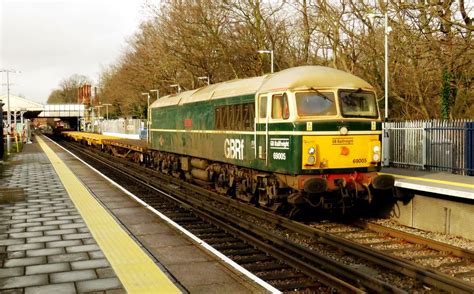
[
  {"xmin": 310, "ymin": 87, "xmax": 331, "ymax": 101},
  {"xmin": 345, "ymin": 88, "xmax": 363, "ymax": 98}
]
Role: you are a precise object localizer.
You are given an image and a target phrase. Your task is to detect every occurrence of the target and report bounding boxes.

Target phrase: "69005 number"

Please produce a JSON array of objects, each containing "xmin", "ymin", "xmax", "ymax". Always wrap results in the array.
[
  {"xmin": 352, "ymin": 158, "xmax": 367, "ymax": 164},
  {"xmin": 273, "ymin": 152, "xmax": 287, "ymax": 160}
]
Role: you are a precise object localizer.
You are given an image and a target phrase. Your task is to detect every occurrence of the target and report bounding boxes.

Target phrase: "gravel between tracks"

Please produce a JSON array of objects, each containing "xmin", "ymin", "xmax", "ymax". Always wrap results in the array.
[{"xmin": 371, "ymin": 219, "xmax": 474, "ymax": 251}]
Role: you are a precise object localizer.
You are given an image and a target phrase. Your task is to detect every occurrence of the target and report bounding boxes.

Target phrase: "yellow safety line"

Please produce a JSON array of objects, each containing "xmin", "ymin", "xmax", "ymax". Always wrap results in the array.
[
  {"xmin": 380, "ymin": 172, "xmax": 474, "ymax": 189},
  {"xmin": 37, "ymin": 136, "xmax": 181, "ymax": 294}
]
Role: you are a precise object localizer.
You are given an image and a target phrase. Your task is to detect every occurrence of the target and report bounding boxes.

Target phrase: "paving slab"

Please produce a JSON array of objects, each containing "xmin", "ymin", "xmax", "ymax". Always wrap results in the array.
[{"xmin": 0, "ymin": 142, "xmax": 126, "ymax": 293}]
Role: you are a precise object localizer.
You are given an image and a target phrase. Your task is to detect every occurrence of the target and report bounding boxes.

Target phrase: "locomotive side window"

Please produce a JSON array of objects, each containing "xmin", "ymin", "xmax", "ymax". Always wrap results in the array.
[
  {"xmin": 271, "ymin": 93, "xmax": 289, "ymax": 120},
  {"xmin": 296, "ymin": 91, "xmax": 336, "ymax": 116},
  {"xmin": 215, "ymin": 103, "xmax": 255, "ymax": 131},
  {"xmin": 259, "ymin": 96, "xmax": 267, "ymax": 119}
]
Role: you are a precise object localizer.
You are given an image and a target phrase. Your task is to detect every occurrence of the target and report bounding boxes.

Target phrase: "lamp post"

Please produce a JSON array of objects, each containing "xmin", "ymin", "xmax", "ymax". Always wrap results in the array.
[
  {"xmin": 368, "ymin": 11, "xmax": 391, "ymax": 166},
  {"xmin": 197, "ymin": 76, "xmax": 210, "ymax": 86},
  {"xmin": 94, "ymin": 105, "xmax": 103, "ymax": 133},
  {"xmin": 0, "ymin": 69, "xmax": 20, "ymax": 154},
  {"xmin": 169, "ymin": 84, "xmax": 181, "ymax": 93},
  {"xmin": 149, "ymin": 89, "xmax": 159, "ymax": 100},
  {"xmin": 148, "ymin": 89, "xmax": 159, "ymax": 134},
  {"xmin": 94, "ymin": 105, "xmax": 103, "ymax": 119},
  {"xmin": 141, "ymin": 92, "xmax": 151, "ymax": 143},
  {"xmin": 141, "ymin": 92, "xmax": 150, "ymax": 112},
  {"xmin": 368, "ymin": 12, "xmax": 390, "ymax": 121},
  {"xmin": 257, "ymin": 50, "xmax": 274, "ymax": 74},
  {"xmin": 102, "ymin": 103, "xmax": 112, "ymax": 120},
  {"xmin": 149, "ymin": 89, "xmax": 159, "ymax": 140}
]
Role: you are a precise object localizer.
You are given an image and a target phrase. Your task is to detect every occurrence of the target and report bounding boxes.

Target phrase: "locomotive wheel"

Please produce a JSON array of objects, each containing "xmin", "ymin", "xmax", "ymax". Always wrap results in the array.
[
  {"xmin": 236, "ymin": 191, "xmax": 255, "ymax": 203},
  {"xmin": 258, "ymin": 188, "xmax": 271, "ymax": 207}
]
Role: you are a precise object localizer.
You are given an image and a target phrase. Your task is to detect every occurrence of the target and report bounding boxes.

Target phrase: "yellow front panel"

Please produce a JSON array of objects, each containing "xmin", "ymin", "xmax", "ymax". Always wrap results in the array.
[{"xmin": 302, "ymin": 135, "xmax": 380, "ymax": 169}]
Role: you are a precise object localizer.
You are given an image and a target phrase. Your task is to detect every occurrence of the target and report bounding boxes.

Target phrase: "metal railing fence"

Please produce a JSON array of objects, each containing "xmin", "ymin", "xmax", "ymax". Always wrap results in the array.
[
  {"xmin": 99, "ymin": 118, "xmax": 143, "ymax": 134},
  {"xmin": 384, "ymin": 120, "xmax": 474, "ymax": 176}
]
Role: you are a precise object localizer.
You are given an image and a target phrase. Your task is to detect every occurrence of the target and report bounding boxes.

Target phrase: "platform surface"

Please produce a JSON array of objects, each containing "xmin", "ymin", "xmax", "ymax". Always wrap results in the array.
[
  {"xmin": 0, "ymin": 140, "xmax": 127, "ymax": 293},
  {"xmin": 0, "ymin": 135, "xmax": 269, "ymax": 293},
  {"xmin": 381, "ymin": 167, "xmax": 474, "ymax": 200}
]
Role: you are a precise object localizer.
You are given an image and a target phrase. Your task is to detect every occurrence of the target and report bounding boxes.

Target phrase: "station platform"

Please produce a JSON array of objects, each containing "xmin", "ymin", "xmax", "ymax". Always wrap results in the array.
[
  {"xmin": 381, "ymin": 167, "xmax": 474, "ymax": 200},
  {"xmin": 381, "ymin": 167, "xmax": 474, "ymax": 240},
  {"xmin": 0, "ymin": 135, "xmax": 271, "ymax": 293}
]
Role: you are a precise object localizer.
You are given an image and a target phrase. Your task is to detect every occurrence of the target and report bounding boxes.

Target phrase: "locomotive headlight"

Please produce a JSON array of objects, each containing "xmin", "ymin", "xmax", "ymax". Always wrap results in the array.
[
  {"xmin": 339, "ymin": 126, "xmax": 349, "ymax": 135},
  {"xmin": 307, "ymin": 155, "xmax": 316, "ymax": 165},
  {"xmin": 372, "ymin": 153, "xmax": 380, "ymax": 162},
  {"xmin": 308, "ymin": 146, "xmax": 316, "ymax": 155},
  {"xmin": 371, "ymin": 144, "xmax": 381, "ymax": 163}
]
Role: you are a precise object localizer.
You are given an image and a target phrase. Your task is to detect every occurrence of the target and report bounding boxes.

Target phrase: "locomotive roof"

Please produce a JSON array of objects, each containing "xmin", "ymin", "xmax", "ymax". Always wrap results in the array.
[
  {"xmin": 150, "ymin": 66, "xmax": 373, "ymax": 108},
  {"xmin": 258, "ymin": 65, "xmax": 373, "ymax": 92}
]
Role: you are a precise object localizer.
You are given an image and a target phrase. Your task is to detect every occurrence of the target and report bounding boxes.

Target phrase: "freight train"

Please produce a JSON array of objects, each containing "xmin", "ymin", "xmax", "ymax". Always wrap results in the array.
[{"xmin": 65, "ymin": 66, "xmax": 395, "ymax": 216}]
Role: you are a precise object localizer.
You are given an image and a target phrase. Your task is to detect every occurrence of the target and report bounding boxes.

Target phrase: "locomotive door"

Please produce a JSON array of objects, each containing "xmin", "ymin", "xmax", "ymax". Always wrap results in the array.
[{"xmin": 256, "ymin": 94, "xmax": 269, "ymax": 165}]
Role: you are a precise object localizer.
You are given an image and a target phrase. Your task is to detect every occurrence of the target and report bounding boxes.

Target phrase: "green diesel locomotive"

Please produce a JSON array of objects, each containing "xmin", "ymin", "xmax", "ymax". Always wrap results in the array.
[{"xmin": 148, "ymin": 66, "xmax": 394, "ymax": 214}]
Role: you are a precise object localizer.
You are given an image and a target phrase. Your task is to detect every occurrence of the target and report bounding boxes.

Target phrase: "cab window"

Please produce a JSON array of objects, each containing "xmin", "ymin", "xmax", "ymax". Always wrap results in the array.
[
  {"xmin": 339, "ymin": 90, "xmax": 378, "ymax": 118},
  {"xmin": 296, "ymin": 91, "xmax": 336, "ymax": 116},
  {"xmin": 271, "ymin": 93, "xmax": 289, "ymax": 120}
]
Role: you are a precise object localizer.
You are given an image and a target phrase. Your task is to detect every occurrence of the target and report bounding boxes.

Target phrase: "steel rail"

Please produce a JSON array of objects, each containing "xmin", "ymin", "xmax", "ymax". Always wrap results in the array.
[
  {"xmin": 59, "ymin": 139, "xmax": 361, "ymax": 293},
  {"xmin": 137, "ymin": 164, "xmax": 474, "ymax": 293},
  {"xmin": 355, "ymin": 220, "xmax": 474, "ymax": 260},
  {"xmin": 203, "ymin": 191, "xmax": 474, "ymax": 294},
  {"xmin": 176, "ymin": 195, "xmax": 365, "ymax": 294},
  {"xmin": 60, "ymin": 138, "xmax": 474, "ymax": 293}
]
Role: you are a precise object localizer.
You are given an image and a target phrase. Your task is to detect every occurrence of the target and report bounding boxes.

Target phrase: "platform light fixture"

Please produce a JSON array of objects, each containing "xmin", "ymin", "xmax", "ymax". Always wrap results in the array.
[
  {"xmin": 141, "ymin": 92, "xmax": 153, "ymax": 144},
  {"xmin": 94, "ymin": 105, "xmax": 104, "ymax": 119},
  {"xmin": 147, "ymin": 90, "xmax": 159, "ymax": 143},
  {"xmin": 141, "ymin": 92, "xmax": 150, "ymax": 103},
  {"xmin": 149, "ymin": 89, "xmax": 159, "ymax": 99},
  {"xmin": 169, "ymin": 84, "xmax": 181, "ymax": 93},
  {"xmin": 197, "ymin": 76, "xmax": 210, "ymax": 86},
  {"xmin": 141, "ymin": 92, "xmax": 151, "ymax": 119},
  {"xmin": 102, "ymin": 103, "xmax": 112, "ymax": 120},
  {"xmin": 257, "ymin": 50, "xmax": 274, "ymax": 74},
  {"xmin": 0, "ymin": 69, "xmax": 21, "ymax": 154}
]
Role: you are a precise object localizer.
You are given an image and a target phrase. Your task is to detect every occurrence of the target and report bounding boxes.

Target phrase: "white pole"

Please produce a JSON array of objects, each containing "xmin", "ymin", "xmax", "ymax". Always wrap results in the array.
[
  {"xmin": 384, "ymin": 11, "xmax": 389, "ymax": 121},
  {"xmin": 382, "ymin": 11, "xmax": 390, "ymax": 166},
  {"xmin": 270, "ymin": 50, "xmax": 274, "ymax": 74},
  {"xmin": 6, "ymin": 71, "xmax": 11, "ymax": 154}
]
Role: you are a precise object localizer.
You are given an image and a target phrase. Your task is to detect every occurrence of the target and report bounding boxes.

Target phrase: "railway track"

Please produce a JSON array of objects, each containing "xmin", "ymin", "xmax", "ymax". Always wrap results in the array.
[
  {"xmin": 55, "ymin": 137, "xmax": 354, "ymax": 293},
  {"xmin": 54, "ymin": 136, "xmax": 474, "ymax": 293},
  {"xmin": 312, "ymin": 220, "xmax": 474, "ymax": 284}
]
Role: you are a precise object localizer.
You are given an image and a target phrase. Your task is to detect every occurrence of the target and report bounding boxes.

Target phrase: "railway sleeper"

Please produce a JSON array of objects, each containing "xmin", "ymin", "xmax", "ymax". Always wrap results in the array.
[
  {"xmin": 256, "ymin": 270, "xmax": 307, "ymax": 281},
  {"xmin": 223, "ymin": 248, "xmax": 261, "ymax": 256},
  {"xmin": 212, "ymin": 242, "xmax": 250, "ymax": 251},
  {"xmin": 244, "ymin": 262, "xmax": 288, "ymax": 272},
  {"xmin": 231, "ymin": 255, "xmax": 274, "ymax": 264},
  {"xmin": 200, "ymin": 237, "xmax": 239, "ymax": 244},
  {"xmin": 274, "ymin": 280, "xmax": 322, "ymax": 292}
]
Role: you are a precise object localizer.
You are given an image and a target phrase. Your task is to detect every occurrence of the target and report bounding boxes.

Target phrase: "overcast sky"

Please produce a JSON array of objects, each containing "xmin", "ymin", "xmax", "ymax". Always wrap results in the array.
[{"xmin": 0, "ymin": 0, "xmax": 148, "ymax": 104}]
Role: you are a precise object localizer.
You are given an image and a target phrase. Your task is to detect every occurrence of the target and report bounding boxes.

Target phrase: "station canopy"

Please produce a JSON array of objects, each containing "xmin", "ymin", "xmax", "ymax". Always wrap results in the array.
[{"xmin": 0, "ymin": 94, "xmax": 44, "ymax": 118}]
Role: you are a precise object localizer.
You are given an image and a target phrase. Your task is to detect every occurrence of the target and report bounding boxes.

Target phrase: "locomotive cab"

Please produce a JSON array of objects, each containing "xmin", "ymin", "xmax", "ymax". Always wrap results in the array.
[{"xmin": 255, "ymin": 72, "xmax": 394, "ymax": 212}]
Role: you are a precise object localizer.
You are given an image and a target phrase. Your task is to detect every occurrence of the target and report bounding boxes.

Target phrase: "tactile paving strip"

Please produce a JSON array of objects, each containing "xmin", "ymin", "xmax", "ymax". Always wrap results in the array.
[{"xmin": 0, "ymin": 143, "xmax": 126, "ymax": 293}]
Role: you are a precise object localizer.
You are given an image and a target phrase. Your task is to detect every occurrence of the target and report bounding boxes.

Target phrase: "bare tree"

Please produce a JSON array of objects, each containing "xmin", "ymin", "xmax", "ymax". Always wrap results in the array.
[{"xmin": 47, "ymin": 74, "xmax": 91, "ymax": 104}]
